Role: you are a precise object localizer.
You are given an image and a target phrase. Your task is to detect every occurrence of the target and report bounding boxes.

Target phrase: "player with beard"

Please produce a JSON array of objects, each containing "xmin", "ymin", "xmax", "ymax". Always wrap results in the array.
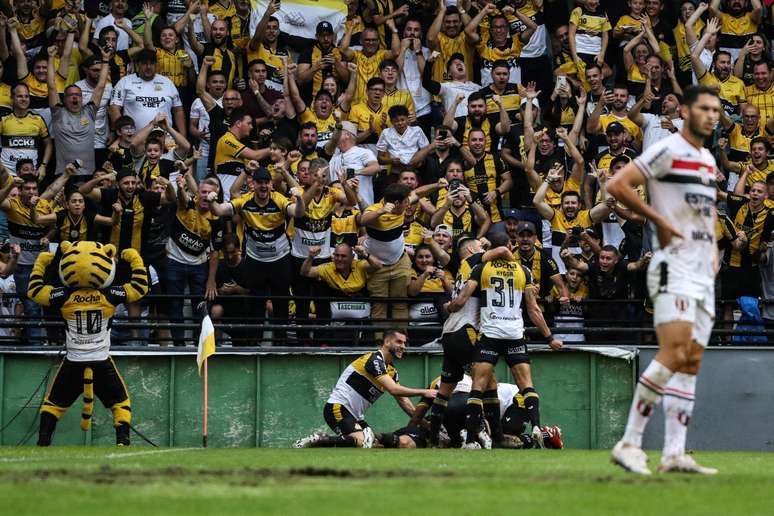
[
  {"xmin": 690, "ymin": 17, "xmax": 746, "ymax": 117},
  {"xmin": 608, "ymin": 85, "xmax": 722, "ymax": 475},
  {"xmin": 294, "ymin": 329, "xmax": 438, "ymax": 448},
  {"xmin": 588, "ymin": 83, "xmax": 643, "ymax": 151},
  {"xmin": 446, "ymin": 91, "xmax": 510, "ymax": 156}
]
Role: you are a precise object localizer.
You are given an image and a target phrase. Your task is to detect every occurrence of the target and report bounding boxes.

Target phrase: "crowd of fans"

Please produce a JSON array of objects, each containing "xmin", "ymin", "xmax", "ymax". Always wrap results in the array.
[{"xmin": 0, "ymin": 0, "xmax": 772, "ymax": 346}]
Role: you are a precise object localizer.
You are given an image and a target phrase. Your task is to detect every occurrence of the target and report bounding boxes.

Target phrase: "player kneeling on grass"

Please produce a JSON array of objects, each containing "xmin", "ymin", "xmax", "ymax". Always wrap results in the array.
[
  {"xmin": 295, "ymin": 329, "xmax": 438, "ymax": 448},
  {"xmin": 446, "ymin": 233, "xmax": 563, "ymax": 449},
  {"xmin": 606, "ymin": 85, "xmax": 721, "ymax": 475},
  {"xmin": 391, "ymin": 374, "xmax": 563, "ymax": 449}
]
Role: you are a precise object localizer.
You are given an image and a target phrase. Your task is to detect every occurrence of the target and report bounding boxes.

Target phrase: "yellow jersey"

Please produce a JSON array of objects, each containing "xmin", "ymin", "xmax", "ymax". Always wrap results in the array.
[{"xmin": 213, "ymin": 131, "xmax": 247, "ymax": 176}]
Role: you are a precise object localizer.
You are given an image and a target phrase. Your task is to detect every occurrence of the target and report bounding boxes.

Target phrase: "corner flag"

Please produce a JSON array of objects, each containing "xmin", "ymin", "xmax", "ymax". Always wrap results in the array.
[{"xmin": 197, "ymin": 315, "xmax": 216, "ymax": 375}]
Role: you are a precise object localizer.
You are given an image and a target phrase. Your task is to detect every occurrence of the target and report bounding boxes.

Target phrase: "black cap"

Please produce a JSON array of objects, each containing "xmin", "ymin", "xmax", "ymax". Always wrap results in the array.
[
  {"xmin": 253, "ymin": 167, "xmax": 272, "ymax": 182},
  {"xmin": 502, "ymin": 208, "xmax": 519, "ymax": 221},
  {"xmin": 316, "ymin": 21, "xmax": 334, "ymax": 34},
  {"xmin": 515, "ymin": 221, "xmax": 536, "ymax": 235},
  {"xmin": 606, "ymin": 121, "xmax": 625, "ymax": 134}
]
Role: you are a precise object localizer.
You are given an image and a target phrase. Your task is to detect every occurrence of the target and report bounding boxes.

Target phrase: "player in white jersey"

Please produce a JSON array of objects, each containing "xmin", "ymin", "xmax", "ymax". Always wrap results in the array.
[
  {"xmin": 447, "ymin": 233, "xmax": 562, "ymax": 449},
  {"xmin": 294, "ymin": 330, "xmax": 437, "ymax": 449},
  {"xmin": 607, "ymin": 85, "xmax": 722, "ymax": 475}
]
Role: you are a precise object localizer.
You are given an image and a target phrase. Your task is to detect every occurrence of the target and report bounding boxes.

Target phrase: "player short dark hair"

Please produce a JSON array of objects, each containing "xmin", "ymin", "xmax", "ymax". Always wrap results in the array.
[
  {"xmin": 366, "ymin": 77, "xmax": 386, "ymax": 90},
  {"xmin": 227, "ymin": 107, "xmax": 250, "ymax": 126},
  {"xmin": 600, "ymin": 245, "xmax": 620, "ymax": 256},
  {"xmin": 612, "ymin": 83, "xmax": 629, "ymax": 92},
  {"xmin": 491, "ymin": 59, "xmax": 510, "ymax": 71},
  {"xmin": 15, "ymin": 159, "xmax": 34, "ymax": 172},
  {"xmin": 561, "ymin": 190, "xmax": 581, "ymax": 202},
  {"xmin": 207, "ymin": 69, "xmax": 227, "ymax": 81},
  {"xmin": 467, "ymin": 91, "xmax": 486, "ymax": 104},
  {"xmin": 681, "ymin": 85, "xmax": 720, "ymax": 106},
  {"xmin": 383, "ymin": 328, "xmax": 407, "ymax": 342},
  {"xmin": 489, "ymin": 232, "xmax": 510, "ymax": 248},
  {"xmin": 248, "ymin": 59, "xmax": 267, "ymax": 70},
  {"xmin": 380, "ymin": 59, "xmax": 399, "ymax": 71},
  {"xmin": 383, "ymin": 183, "xmax": 411, "ymax": 203},
  {"xmin": 388, "ymin": 105, "xmax": 409, "ymax": 119}
]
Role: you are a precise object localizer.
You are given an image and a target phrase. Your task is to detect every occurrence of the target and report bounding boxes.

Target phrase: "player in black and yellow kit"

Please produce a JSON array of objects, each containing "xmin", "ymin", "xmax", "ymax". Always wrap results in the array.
[
  {"xmin": 209, "ymin": 167, "xmax": 311, "ymax": 344},
  {"xmin": 28, "ymin": 241, "xmax": 149, "ymax": 446},
  {"xmin": 294, "ymin": 330, "xmax": 438, "ymax": 448},
  {"xmin": 447, "ymin": 233, "xmax": 562, "ymax": 448}
]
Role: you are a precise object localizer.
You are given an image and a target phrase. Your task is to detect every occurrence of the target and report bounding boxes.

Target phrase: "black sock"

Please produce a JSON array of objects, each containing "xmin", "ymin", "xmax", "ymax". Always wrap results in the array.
[
  {"xmin": 429, "ymin": 394, "xmax": 449, "ymax": 446},
  {"xmin": 465, "ymin": 390, "xmax": 484, "ymax": 442},
  {"xmin": 37, "ymin": 412, "xmax": 58, "ymax": 447},
  {"xmin": 483, "ymin": 390, "xmax": 503, "ymax": 443},
  {"xmin": 521, "ymin": 387, "xmax": 541, "ymax": 429},
  {"xmin": 314, "ymin": 435, "xmax": 357, "ymax": 447},
  {"xmin": 377, "ymin": 432, "xmax": 399, "ymax": 448}
]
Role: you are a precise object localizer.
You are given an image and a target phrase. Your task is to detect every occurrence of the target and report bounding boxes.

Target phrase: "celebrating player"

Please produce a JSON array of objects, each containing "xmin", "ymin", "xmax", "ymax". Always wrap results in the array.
[
  {"xmin": 446, "ymin": 233, "xmax": 562, "ymax": 449},
  {"xmin": 294, "ymin": 329, "xmax": 437, "ymax": 448},
  {"xmin": 607, "ymin": 85, "xmax": 722, "ymax": 475}
]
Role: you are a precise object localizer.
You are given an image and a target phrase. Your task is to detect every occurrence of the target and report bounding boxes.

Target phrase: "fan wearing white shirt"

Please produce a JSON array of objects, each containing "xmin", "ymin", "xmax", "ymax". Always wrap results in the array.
[
  {"xmin": 93, "ymin": 0, "xmax": 132, "ymax": 51},
  {"xmin": 376, "ymin": 106, "xmax": 430, "ymax": 173},
  {"xmin": 328, "ymin": 122, "xmax": 381, "ymax": 207},
  {"xmin": 627, "ymin": 88, "xmax": 684, "ymax": 150},
  {"xmin": 109, "ymin": 49, "xmax": 186, "ymax": 139},
  {"xmin": 398, "ymin": 18, "xmax": 433, "ymax": 136},
  {"xmin": 422, "ymin": 51, "xmax": 481, "ymax": 119}
]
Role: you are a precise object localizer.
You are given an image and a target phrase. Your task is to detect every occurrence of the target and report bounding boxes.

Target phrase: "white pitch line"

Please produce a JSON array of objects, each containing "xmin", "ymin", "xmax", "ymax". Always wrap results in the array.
[{"xmin": 105, "ymin": 448, "xmax": 202, "ymax": 459}]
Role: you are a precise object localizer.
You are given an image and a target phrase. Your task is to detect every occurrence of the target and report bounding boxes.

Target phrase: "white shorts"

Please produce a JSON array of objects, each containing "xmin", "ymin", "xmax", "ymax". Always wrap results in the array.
[{"xmin": 652, "ymin": 292, "xmax": 715, "ymax": 347}]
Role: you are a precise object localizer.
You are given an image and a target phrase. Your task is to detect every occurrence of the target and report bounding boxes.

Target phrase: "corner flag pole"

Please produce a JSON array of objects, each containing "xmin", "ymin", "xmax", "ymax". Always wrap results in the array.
[{"xmin": 203, "ymin": 357, "xmax": 209, "ymax": 448}]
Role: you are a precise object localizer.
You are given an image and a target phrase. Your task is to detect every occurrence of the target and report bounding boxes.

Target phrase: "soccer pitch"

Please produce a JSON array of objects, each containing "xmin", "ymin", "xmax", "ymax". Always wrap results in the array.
[{"xmin": 0, "ymin": 447, "xmax": 772, "ymax": 515}]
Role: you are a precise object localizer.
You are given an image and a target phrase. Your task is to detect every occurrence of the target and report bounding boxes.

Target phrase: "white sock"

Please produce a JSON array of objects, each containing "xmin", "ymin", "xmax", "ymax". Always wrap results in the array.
[
  {"xmin": 662, "ymin": 372, "xmax": 696, "ymax": 459},
  {"xmin": 621, "ymin": 360, "xmax": 674, "ymax": 448}
]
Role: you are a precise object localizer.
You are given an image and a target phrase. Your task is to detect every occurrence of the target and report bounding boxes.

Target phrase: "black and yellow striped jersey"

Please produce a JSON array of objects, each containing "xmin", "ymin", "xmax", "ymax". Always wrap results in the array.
[
  {"xmin": 743, "ymin": 82, "xmax": 774, "ymax": 129},
  {"xmin": 594, "ymin": 148, "xmax": 638, "ymax": 173},
  {"xmin": 100, "ymin": 189, "xmax": 162, "ymax": 254},
  {"xmin": 742, "ymin": 160, "xmax": 774, "ymax": 188},
  {"xmin": 155, "ymin": 48, "xmax": 192, "ymax": 87},
  {"xmin": 316, "ymin": 259, "xmax": 370, "ymax": 295},
  {"xmin": 4, "ymin": 197, "xmax": 51, "ymax": 265},
  {"xmin": 209, "ymin": 0, "xmax": 237, "ymax": 21},
  {"xmin": 247, "ymin": 42, "xmax": 292, "ymax": 90},
  {"xmin": 230, "ymin": 191, "xmax": 291, "ymax": 262},
  {"xmin": 673, "ymin": 19, "xmax": 704, "ymax": 72},
  {"xmin": 326, "ymin": 350, "xmax": 399, "ymax": 419},
  {"xmin": 352, "ymin": 49, "xmax": 388, "ymax": 105},
  {"xmin": 331, "ymin": 208, "xmax": 360, "ymax": 248},
  {"xmin": 718, "ymin": 12, "xmax": 759, "ymax": 50},
  {"xmin": 518, "ymin": 248, "xmax": 560, "ymax": 298},
  {"xmin": 202, "ymin": 44, "xmax": 238, "ymax": 87},
  {"xmin": 543, "ymin": 175, "xmax": 582, "ymax": 210},
  {"xmin": 167, "ymin": 197, "xmax": 224, "ymax": 264},
  {"xmin": 349, "ymin": 102, "xmax": 386, "ymax": 144},
  {"xmin": 226, "ymin": 13, "xmax": 251, "ymax": 50},
  {"xmin": 54, "ymin": 210, "xmax": 100, "ymax": 243},
  {"xmin": 0, "ymin": 111, "xmax": 49, "ymax": 171},
  {"xmin": 716, "ymin": 213, "xmax": 738, "ymax": 265},
  {"xmin": 363, "ymin": 200, "xmax": 405, "ymax": 264},
  {"xmin": 469, "ymin": 258, "xmax": 533, "ymax": 339},
  {"xmin": 727, "ymin": 194, "xmax": 774, "ymax": 268},
  {"xmin": 214, "ymin": 131, "xmax": 247, "ymax": 177},
  {"xmin": 16, "ymin": 11, "xmax": 46, "ymax": 51},
  {"xmin": 549, "ymin": 208, "xmax": 593, "ymax": 247},
  {"xmin": 292, "ymin": 186, "xmax": 342, "ymax": 257},
  {"xmin": 137, "ymin": 158, "xmax": 176, "ymax": 189},
  {"xmin": 569, "ymin": 6, "xmax": 611, "ymax": 55},
  {"xmin": 476, "ymin": 37, "xmax": 524, "ymax": 84},
  {"xmin": 441, "ymin": 204, "xmax": 477, "ymax": 239},
  {"xmin": 299, "ymin": 108, "xmax": 337, "ymax": 149},
  {"xmin": 433, "ymin": 32, "xmax": 474, "ymax": 82},
  {"xmin": 699, "ymin": 71, "xmax": 746, "ymax": 116},
  {"xmin": 381, "ymin": 89, "xmax": 416, "ymax": 117},
  {"xmin": 477, "ymin": 83, "xmax": 521, "ymax": 121},
  {"xmin": 464, "ymin": 152, "xmax": 504, "ymax": 223},
  {"xmin": 297, "ymin": 45, "xmax": 343, "ymax": 101},
  {"xmin": 726, "ymin": 122, "xmax": 758, "ymax": 163}
]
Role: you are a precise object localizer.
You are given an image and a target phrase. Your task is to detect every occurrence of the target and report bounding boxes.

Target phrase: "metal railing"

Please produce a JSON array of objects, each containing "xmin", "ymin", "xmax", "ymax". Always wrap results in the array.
[{"xmin": 0, "ymin": 293, "xmax": 772, "ymax": 347}]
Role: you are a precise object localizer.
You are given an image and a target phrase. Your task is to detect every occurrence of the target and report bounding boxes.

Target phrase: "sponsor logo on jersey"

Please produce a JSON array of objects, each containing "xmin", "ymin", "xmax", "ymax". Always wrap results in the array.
[
  {"xmin": 73, "ymin": 294, "xmax": 102, "ymax": 304},
  {"xmin": 135, "ymin": 96, "xmax": 166, "ymax": 108},
  {"xmin": 7, "ymin": 137, "xmax": 35, "ymax": 147}
]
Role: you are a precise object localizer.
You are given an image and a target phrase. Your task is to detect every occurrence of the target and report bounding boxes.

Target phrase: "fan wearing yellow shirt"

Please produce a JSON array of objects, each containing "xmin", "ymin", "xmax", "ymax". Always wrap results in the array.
[
  {"xmin": 709, "ymin": 0, "xmax": 762, "ymax": 60},
  {"xmin": 690, "ymin": 17, "xmax": 746, "ymax": 116},
  {"xmin": 248, "ymin": 1, "xmax": 293, "ymax": 92},
  {"xmin": 427, "ymin": 3, "xmax": 475, "ymax": 82},
  {"xmin": 743, "ymin": 61, "xmax": 774, "ymax": 127},
  {"xmin": 727, "ymin": 137, "xmax": 774, "ymax": 192},
  {"xmin": 379, "ymin": 60, "xmax": 415, "ymax": 117},
  {"xmin": 340, "ymin": 23, "xmax": 401, "ymax": 105},
  {"xmin": 533, "ymin": 166, "xmax": 612, "ymax": 250},
  {"xmin": 349, "ymin": 78, "xmax": 388, "ymax": 147},
  {"xmin": 209, "ymin": 0, "xmax": 237, "ymax": 21},
  {"xmin": 588, "ymin": 84, "xmax": 643, "ymax": 150}
]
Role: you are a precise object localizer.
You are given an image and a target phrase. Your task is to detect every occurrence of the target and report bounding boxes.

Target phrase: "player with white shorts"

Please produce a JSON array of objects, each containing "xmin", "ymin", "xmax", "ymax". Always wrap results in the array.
[{"xmin": 607, "ymin": 85, "xmax": 722, "ymax": 475}]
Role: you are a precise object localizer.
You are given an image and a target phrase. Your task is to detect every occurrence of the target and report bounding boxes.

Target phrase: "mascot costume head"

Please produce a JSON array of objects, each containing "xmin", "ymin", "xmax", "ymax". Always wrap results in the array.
[{"xmin": 28, "ymin": 241, "xmax": 148, "ymax": 446}]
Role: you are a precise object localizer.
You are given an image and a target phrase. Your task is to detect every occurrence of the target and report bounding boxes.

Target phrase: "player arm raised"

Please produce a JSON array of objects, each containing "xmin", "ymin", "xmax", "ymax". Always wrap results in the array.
[
  {"xmin": 606, "ymin": 161, "xmax": 683, "ymax": 245},
  {"xmin": 532, "ymin": 168, "xmax": 559, "ymax": 220}
]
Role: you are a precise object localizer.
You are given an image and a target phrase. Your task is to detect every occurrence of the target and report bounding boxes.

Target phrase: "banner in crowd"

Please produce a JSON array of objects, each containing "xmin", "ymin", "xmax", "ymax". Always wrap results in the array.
[{"xmin": 249, "ymin": 0, "xmax": 347, "ymax": 40}]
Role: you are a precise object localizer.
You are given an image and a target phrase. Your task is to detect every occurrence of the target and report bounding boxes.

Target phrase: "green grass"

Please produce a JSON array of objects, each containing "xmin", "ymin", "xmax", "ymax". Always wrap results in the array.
[{"xmin": 0, "ymin": 447, "xmax": 772, "ymax": 515}]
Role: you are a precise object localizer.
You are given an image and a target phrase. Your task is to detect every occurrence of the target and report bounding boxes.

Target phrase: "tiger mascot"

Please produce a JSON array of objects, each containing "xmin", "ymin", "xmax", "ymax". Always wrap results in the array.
[{"xmin": 27, "ymin": 241, "xmax": 149, "ymax": 446}]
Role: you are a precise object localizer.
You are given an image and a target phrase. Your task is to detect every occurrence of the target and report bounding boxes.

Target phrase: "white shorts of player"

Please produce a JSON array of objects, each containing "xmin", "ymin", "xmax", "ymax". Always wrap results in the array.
[{"xmin": 647, "ymin": 269, "xmax": 715, "ymax": 348}]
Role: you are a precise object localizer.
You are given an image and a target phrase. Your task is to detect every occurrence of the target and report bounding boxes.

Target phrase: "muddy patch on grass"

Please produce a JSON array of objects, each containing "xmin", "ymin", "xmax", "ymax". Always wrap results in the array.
[{"xmin": 0, "ymin": 465, "xmax": 455, "ymax": 487}]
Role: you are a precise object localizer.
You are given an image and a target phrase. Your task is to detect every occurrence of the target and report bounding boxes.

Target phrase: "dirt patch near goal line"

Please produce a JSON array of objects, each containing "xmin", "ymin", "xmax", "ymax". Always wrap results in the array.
[{"xmin": 0, "ymin": 465, "xmax": 456, "ymax": 486}]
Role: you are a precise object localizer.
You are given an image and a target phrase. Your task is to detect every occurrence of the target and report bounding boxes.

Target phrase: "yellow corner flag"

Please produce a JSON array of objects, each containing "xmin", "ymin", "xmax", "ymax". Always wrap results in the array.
[{"xmin": 197, "ymin": 315, "xmax": 216, "ymax": 375}]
